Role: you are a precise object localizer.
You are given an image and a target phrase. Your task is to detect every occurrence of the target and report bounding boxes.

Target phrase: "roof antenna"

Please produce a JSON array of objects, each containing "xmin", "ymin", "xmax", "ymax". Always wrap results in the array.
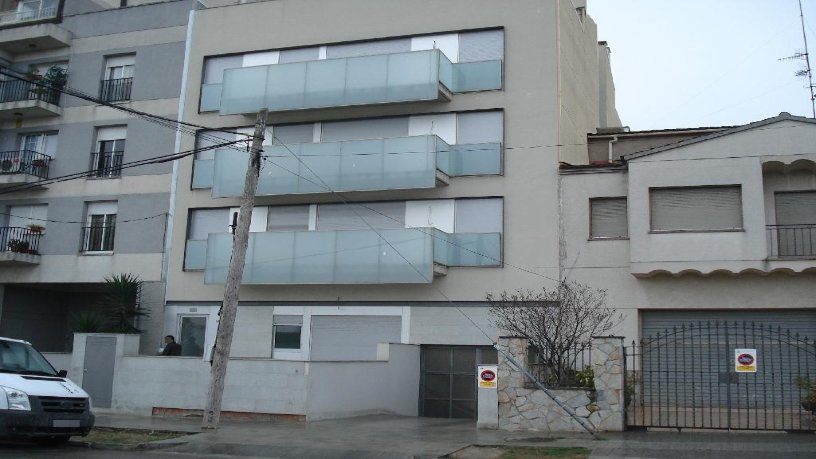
[{"xmin": 780, "ymin": 0, "xmax": 816, "ymax": 117}]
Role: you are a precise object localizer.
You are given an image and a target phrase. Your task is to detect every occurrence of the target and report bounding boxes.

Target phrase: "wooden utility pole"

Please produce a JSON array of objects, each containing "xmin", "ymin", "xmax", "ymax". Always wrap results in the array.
[{"xmin": 203, "ymin": 109, "xmax": 268, "ymax": 429}]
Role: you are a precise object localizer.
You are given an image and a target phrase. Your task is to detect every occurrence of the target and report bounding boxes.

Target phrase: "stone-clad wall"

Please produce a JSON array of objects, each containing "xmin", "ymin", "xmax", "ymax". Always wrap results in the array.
[{"xmin": 496, "ymin": 336, "xmax": 624, "ymax": 432}]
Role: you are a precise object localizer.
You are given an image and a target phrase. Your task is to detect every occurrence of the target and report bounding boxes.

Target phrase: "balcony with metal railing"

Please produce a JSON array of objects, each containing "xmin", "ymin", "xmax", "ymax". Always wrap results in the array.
[
  {"xmin": 0, "ymin": 1, "xmax": 71, "ymax": 55},
  {"xmin": 766, "ymin": 224, "xmax": 816, "ymax": 258},
  {"xmin": 0, "ymin": 78, "xmax": 61, "ymax": 119},
  {"xmin": 184, "ymin": 228, "xmax": 501, "ymax": 284},
  {"xmin": 89, "ymin": 151, "xmax": 124, "ymax": 178},
  {"xmin": 0, "ymin": 226, "xmax": 42, "ymax": 265},
  {"xmin": 0, "ymin": 149, "xmax": 51, "ymax": 187},
  {"xmin": 192, "ymin": 135, "xmax": 502, "ymax": 197},
  {"xmin": 99, "ymin": 77, "xmax": 133, "ymax": 102},
  {"xmin": 200, "ymin": 49, "xmax": 502, "ymax": 114}
]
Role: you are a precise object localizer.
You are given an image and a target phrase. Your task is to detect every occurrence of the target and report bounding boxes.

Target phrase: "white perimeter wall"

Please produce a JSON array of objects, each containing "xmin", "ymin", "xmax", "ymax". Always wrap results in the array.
[{"xmin": 69, "ymin": 335, "xmax": 419, "ymax": 420}]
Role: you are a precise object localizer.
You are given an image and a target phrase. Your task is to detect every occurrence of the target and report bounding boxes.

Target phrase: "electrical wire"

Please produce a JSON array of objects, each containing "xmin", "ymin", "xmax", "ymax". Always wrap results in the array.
[{"xmin": 0, "ymin": 140, "xmax": 245, "ymax": 196}]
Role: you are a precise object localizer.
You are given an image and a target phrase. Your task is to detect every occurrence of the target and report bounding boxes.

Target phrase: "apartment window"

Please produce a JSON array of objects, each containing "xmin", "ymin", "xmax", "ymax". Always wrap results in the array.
[
  {"xmin": 188, "ymin": 208, "xmax": 229, "ymax": 241},
  {"xmin": 20, "ymin": 132, "xmax": 58, "ymax": 158},
  {"xmin": 650, "ymin": 186, "xmax": 742, "ymax": 232},
  {"xmin": 590, "ymin": 198, "xmax": 628, "ymax": 239},
  {"xmin": 272, "ymin": 315, "xmax": 302, "ymax": 350},
  {"xmin": 100, "ymin": 55, "xmax": 134, "ymax": 102},
  {"xmin": 454, "ymin": 198, "xmax": 503, "ymax": 233},
  {"xmin": 6, "ymin": 205, "xmax": 47, "ymax": 254},
  {"xmin": 775, "ymin": 191, "xmax": 816, "ymax": 225},
  {"xmin": 82, "ymin": 202, "xmax": 117, "ymax": 252},
  {"xmin": 317, "ymin": 202, "xmax": 406, "ymax": 231},
  {"xmin": 92, "ymin": 127, "xmax": 126, "ymax": 178},
  {"xmin": 267, "ymin": 205, "xmax": 310, "ymax": 232},
  {"xmin": 16, "ymin": 0, "xmax": 57, "ymax": 21}
]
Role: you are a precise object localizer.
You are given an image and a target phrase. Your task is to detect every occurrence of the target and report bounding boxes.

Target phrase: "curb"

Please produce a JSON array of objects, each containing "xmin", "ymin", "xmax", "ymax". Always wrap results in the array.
[{"xmin": 69, "ymin": 439, "xmax": 190, "ymax": 451}]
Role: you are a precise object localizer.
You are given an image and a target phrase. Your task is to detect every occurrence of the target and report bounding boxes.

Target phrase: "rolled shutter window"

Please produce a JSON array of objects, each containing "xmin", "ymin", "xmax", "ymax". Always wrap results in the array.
[
  {"xmin": 650, "ymin": 186, "xmax": 742, "ymax": 231},
  {"xmin": 590, "ymin": 198, "xmax": 628, "ymax": 238},
  {"xmin": 775, "ymin": 191, "xmax": 816, "ymax": 225}
]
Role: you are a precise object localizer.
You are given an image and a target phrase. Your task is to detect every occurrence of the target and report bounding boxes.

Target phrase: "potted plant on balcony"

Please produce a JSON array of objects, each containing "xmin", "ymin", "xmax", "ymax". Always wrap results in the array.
[
  {"xmin": 42, "ymin": 66, "xmax": 67, "ymax": 89},
  {"xmin": 26, "ymin": 223, "xmax": 45, "ymax": 234},
  {"xmin": 7, "ymin": 239, "xmax": 29, "ymax": 253},
  {"xmin": 796, "ymin": 377, "xmax": 816, "ymax": 413}
]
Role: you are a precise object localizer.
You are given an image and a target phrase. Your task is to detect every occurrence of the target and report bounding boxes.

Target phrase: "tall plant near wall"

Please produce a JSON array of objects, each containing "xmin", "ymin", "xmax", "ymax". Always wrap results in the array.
[{"xmin": 100, "ymin": 273, "xmax": 148, "ymax": 333}]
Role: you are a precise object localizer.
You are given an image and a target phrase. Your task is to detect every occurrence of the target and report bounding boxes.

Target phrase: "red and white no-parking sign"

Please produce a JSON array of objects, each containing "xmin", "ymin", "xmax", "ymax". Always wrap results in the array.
[{"xmin": 478, "ymin": 365, "xmax": 498, "ymax": 388}]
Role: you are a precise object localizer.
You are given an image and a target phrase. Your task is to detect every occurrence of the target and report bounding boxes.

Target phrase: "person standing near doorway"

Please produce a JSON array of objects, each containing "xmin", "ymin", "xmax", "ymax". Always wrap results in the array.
[{"xmin": 160, "ymin": 335, "xmax": 182, "ymax": 356}]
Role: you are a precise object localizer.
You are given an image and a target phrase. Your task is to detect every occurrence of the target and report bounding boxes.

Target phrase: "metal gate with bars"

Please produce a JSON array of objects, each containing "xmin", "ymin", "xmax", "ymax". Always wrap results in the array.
[{"xmin": 625, "ymin": 321, "xmax": 816, "ymax": 431}]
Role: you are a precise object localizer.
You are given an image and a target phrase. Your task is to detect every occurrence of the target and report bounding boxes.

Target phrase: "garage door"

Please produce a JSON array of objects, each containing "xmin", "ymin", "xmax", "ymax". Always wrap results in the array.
[
  {"xmin": 420, "ymin": 345, "xmax": 497, "ymax": 419},
  {"xmin": 642, "ymin": 310, "xmax": 816, "ymax": 340},
  {"xmin": 630, "ymin": 310, "xmax": 816, "ymax": 431},
  {"xmin": 310, "ymin": 315, "xmax": 401, "ymax": 361}
]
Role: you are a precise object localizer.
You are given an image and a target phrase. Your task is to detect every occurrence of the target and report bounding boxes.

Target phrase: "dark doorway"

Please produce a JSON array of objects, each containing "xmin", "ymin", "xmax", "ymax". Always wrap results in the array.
[{"xmin": 419, "ymin": 345, "xmax": 497, "ymax": 419}]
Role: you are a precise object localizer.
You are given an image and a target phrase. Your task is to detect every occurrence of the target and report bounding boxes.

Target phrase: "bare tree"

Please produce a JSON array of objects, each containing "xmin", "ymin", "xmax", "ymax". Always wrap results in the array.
[{"xmin": 487, "ymin": 280, "xmax": 622, "ymax": 387}]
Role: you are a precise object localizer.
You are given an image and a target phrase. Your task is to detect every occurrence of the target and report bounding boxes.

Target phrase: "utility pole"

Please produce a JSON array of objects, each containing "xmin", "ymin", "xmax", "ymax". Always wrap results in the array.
[{"xmin": 203, "ymin": 109, "xmax": 268, "ymax": 429}]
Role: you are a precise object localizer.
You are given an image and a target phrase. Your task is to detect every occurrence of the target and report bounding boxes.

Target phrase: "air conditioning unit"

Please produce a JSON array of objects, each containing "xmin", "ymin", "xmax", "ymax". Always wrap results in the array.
[{"xmin": 0, "ymin": 155, "xmax": 22, "ymax": 173}]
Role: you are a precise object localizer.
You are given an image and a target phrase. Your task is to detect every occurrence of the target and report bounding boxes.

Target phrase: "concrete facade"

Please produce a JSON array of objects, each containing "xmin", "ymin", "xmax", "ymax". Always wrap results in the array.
[
  {"xmin": 0, "ymin": 0, "xmax": 190, "ymax": 353},
  {"xmin": 560, "ymin": 114, "xmax": 816, "ymax": 343},
  {"xmin": 163, "ymin": 0, "xmax": 618, "ymax": 372}
]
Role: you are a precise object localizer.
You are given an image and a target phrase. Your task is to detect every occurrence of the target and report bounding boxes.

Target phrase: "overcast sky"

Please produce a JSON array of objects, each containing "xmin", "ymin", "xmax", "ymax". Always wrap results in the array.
[{"xmin": 588, "ymin": 0, "xmax": 815, "ymax": 131}]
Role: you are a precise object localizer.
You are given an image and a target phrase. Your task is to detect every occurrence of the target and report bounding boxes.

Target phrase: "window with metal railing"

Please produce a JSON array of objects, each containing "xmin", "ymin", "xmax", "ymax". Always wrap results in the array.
[
  {"xmin": 80, "ymin": 215, "xmax": 116, "ymax": 252},
  {"xmin": 99, "ymin": 77, "xmax": 133, "ymax": 102}
]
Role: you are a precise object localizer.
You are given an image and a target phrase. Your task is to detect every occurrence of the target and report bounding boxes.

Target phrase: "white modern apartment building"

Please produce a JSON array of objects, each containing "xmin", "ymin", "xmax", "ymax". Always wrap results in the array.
[{"xmin": 162, "ymin": 0, "xmax": 620, "ymax": 419}]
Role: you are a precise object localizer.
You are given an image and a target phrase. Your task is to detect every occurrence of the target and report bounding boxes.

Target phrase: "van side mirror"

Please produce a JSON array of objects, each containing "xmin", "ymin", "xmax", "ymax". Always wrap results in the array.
[{"xmin": 57, "ymin": 370, "xmax": 67, "ymax": 378}]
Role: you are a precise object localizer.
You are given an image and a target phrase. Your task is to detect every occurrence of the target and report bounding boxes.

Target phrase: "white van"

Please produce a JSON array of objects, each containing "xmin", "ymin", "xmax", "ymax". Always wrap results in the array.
[{"xmin": 0, "ymin": 336, "xmax": 94, "ymax": 444}]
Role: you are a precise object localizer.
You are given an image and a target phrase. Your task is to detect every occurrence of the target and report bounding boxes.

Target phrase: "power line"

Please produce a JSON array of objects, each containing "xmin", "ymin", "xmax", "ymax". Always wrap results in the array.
[
  {"xmin": 0, "ymin": 211, "xmax": 167, "ymax": 225},
  {"xmin": 0, "ymin": 140, "xmax": 245, "ymax": 196},
  {"xmin": 0, "ymin": 67, "xmax": 254, "ymax": 141}
]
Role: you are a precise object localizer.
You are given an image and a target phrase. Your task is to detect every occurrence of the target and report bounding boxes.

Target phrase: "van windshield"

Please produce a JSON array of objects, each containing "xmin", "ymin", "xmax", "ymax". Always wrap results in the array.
[{"xmin": 0, "ymin": 340, "xmax": 57, "ymax": 376}]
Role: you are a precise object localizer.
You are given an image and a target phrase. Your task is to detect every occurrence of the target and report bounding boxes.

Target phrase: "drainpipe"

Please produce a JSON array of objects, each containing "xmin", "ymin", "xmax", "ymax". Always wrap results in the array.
[{"xmin": 607, "ymin": 135, "xmax": 618, "ymax": 163}]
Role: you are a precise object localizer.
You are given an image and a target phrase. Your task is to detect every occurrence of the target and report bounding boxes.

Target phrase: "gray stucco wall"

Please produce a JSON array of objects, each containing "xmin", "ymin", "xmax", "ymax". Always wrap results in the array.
[
  {"xmin": 62, "ymin": 42, "xmax": 186, "ymax": 107},
  {"xmin": 306, "ymin": 343, "xmax": 420, "ymax": 420},
  {"xmin": 61, "ymin": 0, "xmax": 192, "ymax": 37},
  {"xmin": 0, "ymin": 118, "xmax": 174, "ymax": 177},
  {"xmin": 0, "ymin": 192, "xmax": 168, "ymax": 255}
]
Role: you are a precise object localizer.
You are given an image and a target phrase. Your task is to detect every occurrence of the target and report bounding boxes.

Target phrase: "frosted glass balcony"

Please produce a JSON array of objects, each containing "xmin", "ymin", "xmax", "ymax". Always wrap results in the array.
[
  {"xmin": 432, "ymin": 230, "xmax": 502, "ymax": 267},
  {"xmin": 203, "ymin": 229, "xmax": 434, "ymax": 284},
  {"xmin": 208, "ymin": 136, "xmax": 501, "ymax": 198},
  {"xmin": 184, "ymin": 239, "xmax": 207, "ymax": 270},
  {"xmin": 208, "ymin": 49, "xmax": 502, "ymax": 114},
  {"xmin": 192, "ymin": 159, "xmax": 214, "ymax": 189},
  {"xmin": 195, "ymin": 228, "xmax": 502, "ymax": 284},
  {"xmin": 219, "ymin": 49, "xmax": 451, "ymax": 114}
]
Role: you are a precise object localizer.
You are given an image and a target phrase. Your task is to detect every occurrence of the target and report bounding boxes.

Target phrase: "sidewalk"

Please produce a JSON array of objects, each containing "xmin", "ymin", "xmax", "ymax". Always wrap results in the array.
[{"xmin": 93, "ymin": 413, "xmax": 816, "ymax": 459}]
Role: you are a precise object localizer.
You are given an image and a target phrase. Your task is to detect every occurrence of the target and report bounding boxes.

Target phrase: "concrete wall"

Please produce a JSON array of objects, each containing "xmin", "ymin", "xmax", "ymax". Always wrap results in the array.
[
  {"xmin": 111, "ymin": 356, "xmax": 308, "ymax": 415},
  {"xmin": 557, "ymin": 0, "xmax": 606, "ymax": 165},
  {"xmin": 68, "ymin": 334, "xmax": 421, "ymax": 420},
  {"xmin": 42, "ymin": 352, "xmax": 72, "ymax": 372},
  {"xmin": 306, "ymin": 343, "xmax": 420, "ymax": 420}
]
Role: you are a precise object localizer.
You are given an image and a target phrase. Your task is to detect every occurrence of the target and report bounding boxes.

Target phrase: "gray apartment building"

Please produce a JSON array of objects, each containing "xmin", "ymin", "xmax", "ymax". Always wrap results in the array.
[
  {"xmin": 159, "ymin": 0, "xmax": 620, "ymax": 419},
  {"xmin": 0, "ymin": 0, "xmax": 191, "ymax": 354}
]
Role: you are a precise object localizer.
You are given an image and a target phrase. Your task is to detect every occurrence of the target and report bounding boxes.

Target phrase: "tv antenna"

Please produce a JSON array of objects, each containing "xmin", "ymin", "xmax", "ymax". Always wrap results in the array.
[{"xmin": 780, "ymin": 0, "xmax": 815, "ymax": 117}]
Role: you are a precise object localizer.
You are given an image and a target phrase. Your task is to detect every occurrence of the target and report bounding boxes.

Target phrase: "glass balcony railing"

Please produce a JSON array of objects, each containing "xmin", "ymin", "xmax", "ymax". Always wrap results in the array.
[
  {"xmin": 185, "ymin": 228, "xmax": 502, "ymax": 284},
  {"xmin": 193, "ymin": 136, "xmax": 502, "ymax": 197},
  {"xmin": 201, "ymin": 49, "xmax": 502, "ymax": 114}
]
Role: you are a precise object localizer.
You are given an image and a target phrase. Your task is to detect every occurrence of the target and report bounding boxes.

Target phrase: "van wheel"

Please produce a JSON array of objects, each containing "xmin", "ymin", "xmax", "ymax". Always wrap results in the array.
[{"xmin": 35, "ymin": 436, "xmax": 71, "ymax": 446}]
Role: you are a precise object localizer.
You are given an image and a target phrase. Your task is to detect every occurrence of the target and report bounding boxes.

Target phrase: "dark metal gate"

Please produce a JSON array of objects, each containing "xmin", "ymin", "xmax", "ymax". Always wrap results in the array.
[{"xmin": 625, "ymin": 321, "xmax": 816, "ymax": 431}]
